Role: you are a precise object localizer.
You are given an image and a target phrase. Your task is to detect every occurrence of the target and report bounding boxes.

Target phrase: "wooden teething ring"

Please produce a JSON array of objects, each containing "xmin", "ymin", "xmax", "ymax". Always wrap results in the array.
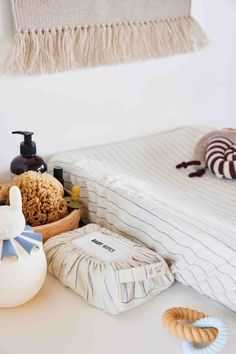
[{"xmin": 162, "ymin": 307, "xmax": 218, "ymax": 344}]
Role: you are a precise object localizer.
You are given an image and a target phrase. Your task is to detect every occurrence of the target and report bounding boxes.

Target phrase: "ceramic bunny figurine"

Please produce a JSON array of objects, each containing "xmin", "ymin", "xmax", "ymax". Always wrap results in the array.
[
  {"xmin": 0, "ymin": 186, "xmax": 47, "ymax": 308},
  {"xmin": 0, "ymin": 186, "xmax": 25, "ymax": 240}
]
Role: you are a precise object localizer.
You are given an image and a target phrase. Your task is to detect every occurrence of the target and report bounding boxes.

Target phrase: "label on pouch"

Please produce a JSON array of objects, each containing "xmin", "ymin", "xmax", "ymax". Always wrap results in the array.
[{"xmin": 72, "ymin": 232, "xmax": 132, "ymax": 262}]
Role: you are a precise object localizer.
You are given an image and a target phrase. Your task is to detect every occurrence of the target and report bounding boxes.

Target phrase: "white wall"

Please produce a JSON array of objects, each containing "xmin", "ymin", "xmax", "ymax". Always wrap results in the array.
[{"xmin": 0, "ymin": 0, "xmax": 236, "ymax": 182}]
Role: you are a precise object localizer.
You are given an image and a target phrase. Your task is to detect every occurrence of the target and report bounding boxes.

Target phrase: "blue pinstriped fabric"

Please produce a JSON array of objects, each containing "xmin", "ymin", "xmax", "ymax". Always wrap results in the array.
[
  {"xmin": 44, "ymin": 224, "xmax": 174, "ymax": 314},
  {"xmin": 48, "ymin": 127, "xmax": 236, "ymax": 311}
]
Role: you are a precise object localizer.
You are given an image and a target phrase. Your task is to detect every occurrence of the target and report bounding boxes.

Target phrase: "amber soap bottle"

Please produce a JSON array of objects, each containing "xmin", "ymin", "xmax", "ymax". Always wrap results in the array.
[{"xmin": 10, "ymin": 131, "xmax": 47, "ymax": 177}]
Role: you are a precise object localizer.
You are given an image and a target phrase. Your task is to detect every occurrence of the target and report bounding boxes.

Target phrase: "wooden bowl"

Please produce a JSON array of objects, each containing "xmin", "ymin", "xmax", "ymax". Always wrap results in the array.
[{"xmin": 33, "ymin": 209, "xmax": 81, "ymax": 242}]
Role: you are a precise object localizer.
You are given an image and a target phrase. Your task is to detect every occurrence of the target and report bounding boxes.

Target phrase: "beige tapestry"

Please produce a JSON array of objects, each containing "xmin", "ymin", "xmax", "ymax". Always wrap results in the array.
[{"xmin": 7, "ymin": 0, "xmax": 207, "ymax": 74}]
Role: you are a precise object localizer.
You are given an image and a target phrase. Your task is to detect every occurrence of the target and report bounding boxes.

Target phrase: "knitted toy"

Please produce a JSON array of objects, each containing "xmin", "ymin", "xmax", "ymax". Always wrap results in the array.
[
  {"xmin": 0, "ymin": 171, "xmax": 68, "ymax": 226},
  {"xmin": 176, "ymin": 128, "xmax": 236, "ymax": 179}
]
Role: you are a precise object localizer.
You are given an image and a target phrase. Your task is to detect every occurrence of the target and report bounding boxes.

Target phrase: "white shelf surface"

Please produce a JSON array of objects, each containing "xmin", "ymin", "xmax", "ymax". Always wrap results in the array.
[{"xmin": 0, "ymin": 275, "xmax": 235, "ymax": 354}]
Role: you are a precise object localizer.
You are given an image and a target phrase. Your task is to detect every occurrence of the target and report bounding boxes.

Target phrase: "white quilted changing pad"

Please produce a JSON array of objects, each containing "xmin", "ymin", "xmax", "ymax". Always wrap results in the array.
[{"xmin": 48, "ymin": 127, "xmax": 236, "ymax": 311}]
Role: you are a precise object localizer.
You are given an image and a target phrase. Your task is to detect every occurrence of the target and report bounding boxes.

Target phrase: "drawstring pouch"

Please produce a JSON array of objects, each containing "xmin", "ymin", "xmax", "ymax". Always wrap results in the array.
[{"xmin": 44, "ymin": 224, "xmax": 174, "ymax": 315}]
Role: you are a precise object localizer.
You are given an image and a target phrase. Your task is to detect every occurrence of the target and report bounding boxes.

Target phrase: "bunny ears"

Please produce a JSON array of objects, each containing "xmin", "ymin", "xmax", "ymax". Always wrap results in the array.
[{"xmin": 9, "ymin": 186, "xmax": 22, "ymax": 211}]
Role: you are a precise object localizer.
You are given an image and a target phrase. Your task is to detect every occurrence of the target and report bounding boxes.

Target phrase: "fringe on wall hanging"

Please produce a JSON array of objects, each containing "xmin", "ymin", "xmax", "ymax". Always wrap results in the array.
[{"xmin": 6, "ymin": 0, "xmax": 208, "ymax": 75}]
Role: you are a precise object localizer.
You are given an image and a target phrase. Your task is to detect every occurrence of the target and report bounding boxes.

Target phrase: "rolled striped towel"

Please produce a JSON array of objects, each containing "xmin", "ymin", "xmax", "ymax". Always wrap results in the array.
[{"xmin": 206, "ymin": 137, "xmax": 236, "ymax": 179}]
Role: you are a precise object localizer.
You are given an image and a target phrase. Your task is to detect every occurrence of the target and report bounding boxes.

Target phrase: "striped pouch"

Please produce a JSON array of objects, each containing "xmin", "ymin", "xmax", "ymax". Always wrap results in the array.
[{"xmin": 44, "ymin": 224, "xmax": 174, "ymax": 314}]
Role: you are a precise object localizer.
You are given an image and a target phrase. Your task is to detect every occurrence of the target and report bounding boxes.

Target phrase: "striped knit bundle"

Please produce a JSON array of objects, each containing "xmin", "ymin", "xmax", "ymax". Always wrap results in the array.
[
  {"xmin": 44, "ymin": 224, "xmax": 174, "ymax": 314},
  {"xmin": 176, "ymin": 128, "xmax": 236, "ymax": 178},
  {"xmin": 206, "ymin": 137, "xmax": 236, "ymax": 179}
]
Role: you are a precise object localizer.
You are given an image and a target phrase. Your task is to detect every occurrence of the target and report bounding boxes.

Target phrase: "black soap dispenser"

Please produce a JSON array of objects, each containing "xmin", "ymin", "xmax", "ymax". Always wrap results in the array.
[{"xmin": 10, "ymin": 131, "xmax": 47, "ymax": 177}]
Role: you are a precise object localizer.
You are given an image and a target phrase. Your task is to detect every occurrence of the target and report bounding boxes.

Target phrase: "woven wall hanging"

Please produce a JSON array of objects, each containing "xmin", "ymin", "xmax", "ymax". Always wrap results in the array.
[{"xmin": 6, "ymin": 0, "xmax": 207, "ymax": 75}]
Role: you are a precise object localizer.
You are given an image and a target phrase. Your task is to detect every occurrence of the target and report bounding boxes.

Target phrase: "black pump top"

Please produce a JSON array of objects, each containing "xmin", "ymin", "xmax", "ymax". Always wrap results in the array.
[{"xmin": 12, "ymin": 131, "xmax": 37, "ymax": 157}]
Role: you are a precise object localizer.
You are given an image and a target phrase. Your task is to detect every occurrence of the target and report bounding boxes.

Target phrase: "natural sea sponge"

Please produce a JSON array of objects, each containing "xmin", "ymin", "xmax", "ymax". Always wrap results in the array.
[{"xmin": 0, "ymin": 172, "xmax": 68, "ymax": 226}]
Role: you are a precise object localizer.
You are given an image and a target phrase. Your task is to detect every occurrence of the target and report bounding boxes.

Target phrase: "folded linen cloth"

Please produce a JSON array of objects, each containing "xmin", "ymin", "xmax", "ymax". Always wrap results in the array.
[{"xmin": 6, "ymin": 0, "xmax": 207, "ymax": 74}]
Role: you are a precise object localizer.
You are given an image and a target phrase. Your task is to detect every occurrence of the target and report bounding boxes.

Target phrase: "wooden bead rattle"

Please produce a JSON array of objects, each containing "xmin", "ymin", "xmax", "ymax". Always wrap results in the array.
[{"xmin": 162, "ymin": 307, "xmax": 218, "ymax": 344}]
